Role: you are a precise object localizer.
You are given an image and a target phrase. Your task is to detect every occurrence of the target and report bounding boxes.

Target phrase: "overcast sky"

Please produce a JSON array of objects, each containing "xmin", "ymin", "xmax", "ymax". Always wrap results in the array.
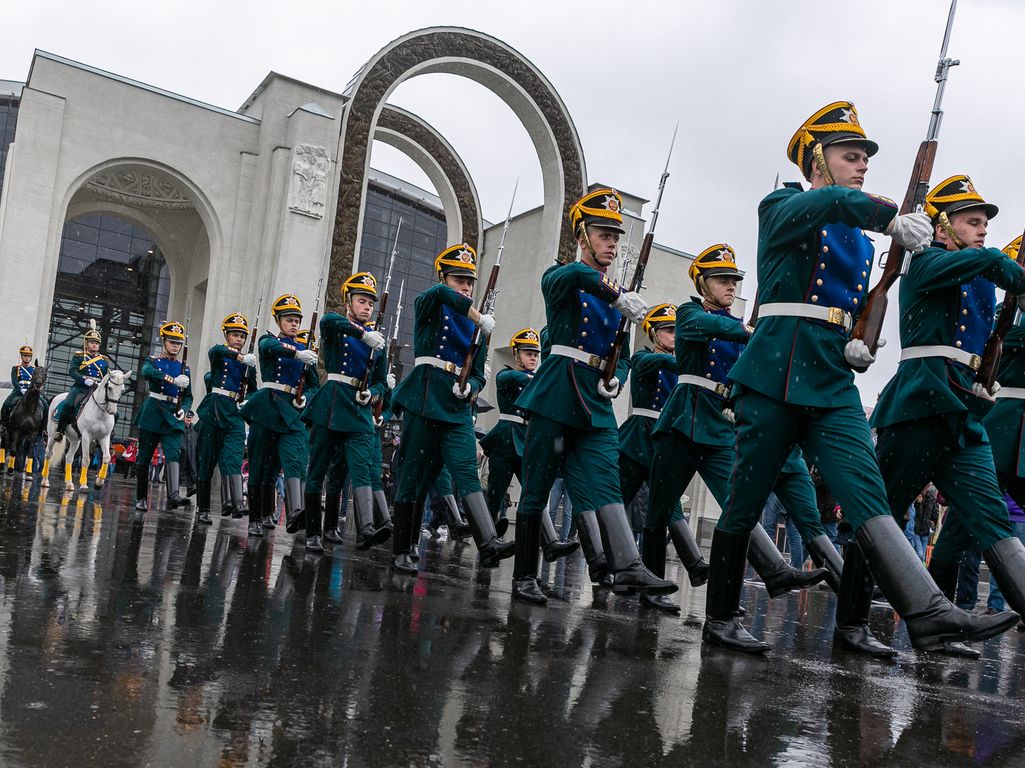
[{"xmin": 4, "ymin": 0, "xmax": 1024, "ymax": 403}]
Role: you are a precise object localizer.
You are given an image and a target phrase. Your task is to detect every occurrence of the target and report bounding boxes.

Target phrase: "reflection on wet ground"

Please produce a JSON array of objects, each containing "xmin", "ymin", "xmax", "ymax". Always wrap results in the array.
[{"xmin": 0, "ymin": 476, "xmax": 1023, "ymax": 767}]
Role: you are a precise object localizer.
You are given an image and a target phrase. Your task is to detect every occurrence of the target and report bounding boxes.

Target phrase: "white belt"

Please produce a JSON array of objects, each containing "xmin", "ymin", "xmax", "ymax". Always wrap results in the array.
[
  {"xmin": 758, "ymin": 302, "xmax": 853, "ymax": 332},
  {"xmin": 631, "ymin": 408, "xmax": 662, "ymax": 420},
  {"xmin": 148, "ymin": 392, "xmax": 176, "ymax": 402},
  {"xmin": 900, "ymin": 345, "xmax": 981, "ymax": 372},
  {"xmin": 499, "ymin": 414, "xmax": 525, "ymax": 424},
  {"xmin": 84, "ymin": 375, "xmax": 101, "ymax": 383},
  {"xmin": 550, "ymin": 344, "xmax": 607, "ymax": 369},
  {"xmin": 676, "ymin": 374, "xmax": 729, "ymax": 398},
  {"xmin": 212, "ymin": 387, "xmax": 240, "ymax": 398},
  {"xmin": 262, "ymin": 382, "xmax": 297, "ymax": 395},
  {"xmin": 327, "ymin": 373, "xmax": 361, "ymax": 387},
  {"xmin": 414, "ymin": 356, "xmax": 462, "ymax": 376},
  {"xmin": 996, "ymin": 388, "xmax": 1025, "ymax": 400}
]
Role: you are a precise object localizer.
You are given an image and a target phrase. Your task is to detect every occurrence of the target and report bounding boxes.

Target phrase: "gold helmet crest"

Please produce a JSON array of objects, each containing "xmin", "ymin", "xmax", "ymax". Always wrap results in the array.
[
  {"xmin": 342, "ymin": 272, "xmax": 379, "ymax": 301},
  {"xmin": 510, "ymin": 327, "xmax": 541, "ymax": 352},
  {"xmin": 689, "ymin": 243, "xmax": 744, "ymax": 288},
  {"xmin": 569, "ymin": 188, "xmax": 626, "ymax": 237},
  {"xmin": 434, "ymin": 244, "xmax": 478, "ymax": 280},
  {"xmin": 642, "ymin": 304, "xmax": 676, "ymax": 340},
  {"xmin": 788, "ymin": 101, "xmax": 878, "ymax": 181},
  {"xmin": 272, "ymin": 294, "xmax": 303, "ymax": 319},
  {"xmin": 221, "ymin": 312, "xmax": 250, "ymax": 336},
  {"xmin": 160, "ymin": 321, "xmax": 186, "ymax": 341}
]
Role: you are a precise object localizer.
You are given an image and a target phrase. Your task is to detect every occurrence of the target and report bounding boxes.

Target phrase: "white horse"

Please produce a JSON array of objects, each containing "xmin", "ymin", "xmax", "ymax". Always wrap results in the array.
[{"xmin": 42, "ymin": 370, "xmax": 130, "ymax": 492}]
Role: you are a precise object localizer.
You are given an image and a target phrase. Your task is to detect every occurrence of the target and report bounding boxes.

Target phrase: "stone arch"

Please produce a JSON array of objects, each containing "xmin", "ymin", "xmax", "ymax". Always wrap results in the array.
[
  {"xmin": 330, "ymin": 26, "xmax": 586, "ymax": 311},
  {"xmin": 375, "ymin": 104, "xmax": 482, "ymax": 254}
]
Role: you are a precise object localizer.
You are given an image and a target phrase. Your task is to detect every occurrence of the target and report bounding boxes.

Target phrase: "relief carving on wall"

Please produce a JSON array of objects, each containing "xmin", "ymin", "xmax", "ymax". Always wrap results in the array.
[
  {"xmin": 289, "ymin": 144, "xmax": 330, "ymax": 219},
  {"xmin": 86, "ymin": 170, "xmax": 193, "ymax": 210}
]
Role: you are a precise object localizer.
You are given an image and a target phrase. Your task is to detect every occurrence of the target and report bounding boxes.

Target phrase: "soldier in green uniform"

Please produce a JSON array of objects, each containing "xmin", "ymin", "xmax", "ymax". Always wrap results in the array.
[
  {"xmin": 240, "ymin": 294, "xmax": 318, "ymax": 538},
  {"xmin": 390, "ymin": 243, "xmax": 512, "ymax": 574},
  {"xmin": 302, "ymin": 272, "xmax": 391, "ymax": 553},
  {"xmin": 135, "ymin": 320, "xmax": 194, "ymax": 512},
  {"xmin": 511, "ymin": 188, "xmax": 675, "ymax": 604},
  {"xmin": 703, "ymin": 101, "xmax": 1018, "ymax": 655},
  {"xmin": 193, "ymin": 312, "xmax": 258, "ymax": 525},
  {"xmin": 871, "ymin": 176, "xmax": 1025, "ymax": 631},
  {"xmin": 1, "ymin": 344, "xmax": 40, "ymax": 469},
  {"xmin": 481, "ymin": 328, "xmax": 577, "ymax": 561},
  {"xmin": 53, "ymin": 323, "xmax": 110, "ymax": 443},
  {"xmin": 642, "ymin": 247, "xmax": 833, "ymax": 616}
]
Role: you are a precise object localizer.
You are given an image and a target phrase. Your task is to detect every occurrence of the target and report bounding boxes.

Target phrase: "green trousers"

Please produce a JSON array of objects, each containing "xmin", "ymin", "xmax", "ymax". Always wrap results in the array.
[
  {"xmin": 307, "ymin": 423, "xmax": 374, "ymax": 493},
  {"xmin": 620, "ymin": 452, "xmax": 682, "ymax": 524},
  {"xmin": 876, "ymin": 416, "xmax": 1013, "ymax": 557},
  {"xmin": 247, "ymin": 423, "xmax": 307, "ymax": 485},
  {"xmin": 138, "ymin": 428, "xmax": 183, "ymax": 470},
  {"xmin": 772, "ymin": 464, "xmax": 828, "ymax": 543},
  {"xmin": 717, "ymin": 388, "xmax": 889, "ymax": 534},
  {"xmin": 369, "ymin": 432, "xmax": 385, "ymax": 493},
  {"xmin": 485, "ymin": 451, "xmax": 521, "ymax": 517},
  {"xmin": 519, "ymin": 413, "xmax": 620, "ymax": 517},
  {"xmin": 394, "ymin": 414, "xmax": 480, "ymax": 503},
  {"xmin": 195, "ymin": 418, "xmax": 245, "ymax": 480}
]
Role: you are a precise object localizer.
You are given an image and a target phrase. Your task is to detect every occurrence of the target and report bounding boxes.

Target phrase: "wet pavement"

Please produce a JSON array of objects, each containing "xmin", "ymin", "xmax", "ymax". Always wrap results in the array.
[{"xmin": 0, "ymin": 476, "xmax": 1023, "ymax": 767}]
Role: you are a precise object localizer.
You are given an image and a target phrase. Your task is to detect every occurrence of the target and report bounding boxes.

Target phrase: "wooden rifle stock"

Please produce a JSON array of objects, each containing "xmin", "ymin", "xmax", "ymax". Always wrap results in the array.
[
  {"xmin": 175, "ymin": 334, "xmax": 189, "ymax": 412},
  {"xmin": 292, "ymin": 309, "xmax": 318, "ymax": 408},
  {"xmin": 851, "ymin": 140, "xmax": 938, "ymax": 354},
  {"xmin": 602, "ymin": 230, "xmax": 654, "ymax": 385},
  {"xmin": 359, "ymin": 288, "xmax": 390, "ymax": 392},
  {"xmin": 977, "ymin": 231, "xmax": 1025, "ymax": 390},
  {"xmin": 457, "ymin": 263, "xmax": 500, "ymax": 391},
  {"xmin": 235, "ymin": 326, "xmax": 259, "ymax": 404}
]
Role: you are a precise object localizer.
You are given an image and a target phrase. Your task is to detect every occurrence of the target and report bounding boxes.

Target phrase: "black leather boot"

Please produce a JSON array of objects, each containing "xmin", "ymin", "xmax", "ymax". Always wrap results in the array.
[
  {"xmin": 441, "ymin": 495, "xmax": 472, "ymax": 541},
  {"xmin": 135, "ymin": 469, "xmax": 149, "ymax": 512},
  {"xmin": 805, "ymin": 534, "xmax": 843, "ymax": 593},
  {"xmin": 512, "ymin": 514, "xmax": 547, "ymax": 604},
  {"xmin": 540, "ymin": 510, "xmax": 579, "ymax": 562},
  {"xmin": 323, "ymin": 489, "xmax": 344, "ymax": 542},
  {"xmin": 858, "ymin": 515, "xmax": 1019, "ymax": 652},
  {"xmin": 166, "ymin": 462, "xmax": 189, "ymax": 508},
  {"xmin": 195, "ymin": 480, "xmax": 213, "ymax": 525},
  {"xmin": 832, "ymin": 540, "xmax": 896, "ymax": 658},
  {"xmin": 219, "ymin": 477, "xmax": 234, "ymax": 517},
  {"xmin": 228, "ymin": 475, "xmax": 246, "ymax": 519},
  {"xmin": 391, "ymin": 501, "xmax": 418, "ymax": 575},
  {"xmin": 410, "ymin": 499, "xmax": 426, "ymax": 562},
  {"xmin": 597, "ymin": 504, "xmax": 677, "ymax": 595},
  {"xmin": 927, "ymin": 556, "xmax": 960, "ymax": 601},
  {"xmin": 984, "ymin": 537, "xmax": 1025, "ymax": 619},
  {"xmin": 667, "ymin": 518, "xmax": 709, "ymax": 587},
  {"xmin": 354, "ymin": 485, "xmax": 391, "ymax": 549},
  {"xmin": 247, "ymin": 483, "xmax": 264, "ymax": 538},
  {"xmin": 640, "ymin": 528, "xmax": 680, "ymax": 614},
  {"xmin": 747, "ymin": 524, "xmax": 829, "ymax": 597},
  {"xmin": 577, "ymin": 509, "xmax": 612, "ymax": 586},
  {"xmin": 463, "ymin": 492, "xmax": 515, "ymax": 568},
  {"xmin": 701, "ymin": 529, "xmax": 768, "ymax": 653},
  {"xmin": 282, "ymin": 478, "xmax": 303, "ymax": 532},
  {"xmin": 305, "ymin": 491, "xmax": 324, "ymax": 552},
  {"xmin": 373, "ymin": 489, "xmax": 393, "ymax": 532}
]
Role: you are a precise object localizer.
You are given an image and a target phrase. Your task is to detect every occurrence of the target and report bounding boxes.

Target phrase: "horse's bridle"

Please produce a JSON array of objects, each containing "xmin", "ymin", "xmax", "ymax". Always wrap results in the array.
[{"xmin": 91, "ymin": 377, "xmax": 125, "ymax": 416}]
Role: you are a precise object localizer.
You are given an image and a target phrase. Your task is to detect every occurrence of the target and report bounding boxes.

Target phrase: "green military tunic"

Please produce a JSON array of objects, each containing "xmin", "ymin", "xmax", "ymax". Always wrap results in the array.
[
  {"xmin": 195, "ymin": 345, "xmax": 257, "ymax": 479},
  {"xmin": 717, "ymin": 184, "xmax": 899, "ymax": 535},
  {"xmin": 136, "ymin": 355, "xmax": 194, "ymax": 465},
  {"xmin": 984, "ymin": 319, "xmax": 1025, "ymax": 500},
  {"xmin": 392, "ymin": 283, "xmax": 486, "ymax": 503},
  {"xmin": 872, "ymin": 243, "xmax": 1025, "ymax": 558},
  {"xmin": 516, "ymin": 261, "xmax": 630, "ymax": 517},
  {"xmin": 480, "ymin": 366, "xmax": 533, "ymax": 517}
]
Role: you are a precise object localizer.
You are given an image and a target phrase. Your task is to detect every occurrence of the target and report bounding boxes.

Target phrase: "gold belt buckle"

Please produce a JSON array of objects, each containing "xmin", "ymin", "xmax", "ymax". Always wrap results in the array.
[
  {"xmin": 714, "ymin": 383, "xmax": 727, "ymax": 397},
  {"xmin": 587, "ymin": 354, "xmax": 602, "ymax": 368},
  {"xmin": 826, "ymin": 307, "xmax": 846, "ymax": 326},
  {"xmin": 442, "ymin": 361, "xmax": 456, "ymax": 374},
  {"xmin": 969, "ymin": 354, "xmax": 981, "ymax": 371}
]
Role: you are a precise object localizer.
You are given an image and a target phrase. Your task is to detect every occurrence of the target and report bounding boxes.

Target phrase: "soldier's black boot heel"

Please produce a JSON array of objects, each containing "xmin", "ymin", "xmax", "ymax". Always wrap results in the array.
[
  {"xmin": 668, "ymin": 518, "xmax": 709, "ymax": 587},
  {"xmin": 323, "ymin": 489, "xmax": 344, "ymax": 542},
  {"xmin": 373, "ymin": 489, "xmax": 393, "ymax": 532},
  {"xmin": 598, "ymin": 504, "xmax": 677, "ymax": 595},
  {"xmin": 463, "ymin": 492, "xmax": 514, "ymax": 568},
  {"xmin": 390, "ymin": 501, "xmax": 418, "ymax": 575},
  {"xmin": 246, "ymin": 484, "xmax": 264, "ymax": 537},
  {"xmin": 512, "ymin": 514, "xmax": 547, "ymax": 604},
  {"xmin": 540, "ymin": 510, "xmax": 578, "ymax": 562},
  {"xmin": 702, "ymin": 529, "xmax": 769, "ymax": 653},
  {"xmin": 640, "ymin": 527, "xmax": 680, "ymax": 614},
  {"xmin": 442, "ymin": 494, "xmax": 472, "ymax": 541},
  {"xmin": 858, "ymin": 516, "xmax": 1019, "ymax": 653},
  {"xmin": 577, "ymin": 509, "xmax": 612, "ymax": 587},
  {"xmin": 354, "ymin": 486, "xmax": 390, "ymax": 549},
  {"xmin": 805, "ymin": 534, "xmax": 843, "ymax": 593},
  {"xmin": 304, "ymin": 492, "xmax": 324, "ymax": 553},
  {"xmin": 195, "ymin": 480, "xmax": 213, "ymax": 525},
  {"xmin": 747, "ymin": 524, "xmax": 828, "ymax": 597},
  {"xmin": 832, "ymin": 540, "xmax": 896, "ymax": 658}
]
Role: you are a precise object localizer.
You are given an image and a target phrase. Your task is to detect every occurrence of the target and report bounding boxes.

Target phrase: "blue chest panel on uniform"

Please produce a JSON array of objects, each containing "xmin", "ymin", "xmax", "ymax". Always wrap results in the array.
[
  {"xmin": 15, "ymin": 366, "xmax": 32, "ymax": 392},
  {"xmin": 651, "ymin": 369, "xmax": 677, "ymax": 411},
  {"xmin": 337, "ymin": 331, "xmax": 373, "ymax": 378},
  {"xmin": 150, "ymin": 357, "xmax": 188, "ymax": 397},
  {"xmin": 576, "ymin": 289, "xmax": 621, "ymax": 358},
  {"xmin": 273, "ymin": 337, "xmax": 307, "ymax": 387},
  {"xmin": 705, "ymin": 309, "xmax": 745, "ymax": 386},
  {"xmin": 806, "ymin": 223, "xmax": 873, "ymax": 317},
  {"xmin": 434, "ymin": 307, "xmax": 476, "ymax": 367},
  {"xmin": 78, "ymin": 355, "xmax": 109, "ymax": 379},
  {"xmin": 213, "ymin": 355, "xmax": 245, "ymax": 392},
  {"xmin": 953, "ymin": 274, "xmax": 996, "ymax": 360}
]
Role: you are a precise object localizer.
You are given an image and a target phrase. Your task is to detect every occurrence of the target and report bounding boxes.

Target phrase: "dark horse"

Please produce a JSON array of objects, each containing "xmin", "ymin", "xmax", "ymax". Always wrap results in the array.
[{"xmin": 1, "ymin": 363, "xmax": 47, "ymax": 476}]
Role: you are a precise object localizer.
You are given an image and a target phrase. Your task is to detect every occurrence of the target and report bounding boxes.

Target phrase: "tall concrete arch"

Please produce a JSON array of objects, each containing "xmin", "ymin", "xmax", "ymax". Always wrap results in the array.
[{"xmin": 329, "ymin": 27, "xmax": 587, "ymax": 311}]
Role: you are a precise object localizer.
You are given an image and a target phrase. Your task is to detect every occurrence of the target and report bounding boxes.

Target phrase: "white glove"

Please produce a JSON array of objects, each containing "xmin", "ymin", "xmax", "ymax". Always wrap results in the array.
[
  {"xmin": 241, "ymin": 353, "xmax": 257, "ymax": 368},
  {"xmin": 452, "ymin": 381, "xmax": 471, "ymax": 399},
  {"xmin": 484, "ymin": 362, "xmax": 492, "ymax": 380},
  {"xmin": 173, "ymin": 374, "xmax": 190, "ymax": 388},
  {"xmin": 296, "ymin": 349, "xmax": 318, "ymax": 366},
  {"xmin": 886, "ymin": 212, "xmax": 932, "ymax": 253},
  {"xmin": 85, "ymin": 379, "xmax": 97, "ymax": 388},
  {"xmin": 723, "ymin": 408, "xmax": 736, "ymax": 425},
  {"xmin": 844, "ymin": 338, "xmax": 885, "ymax": 368},
  {"xmin": 355, "ymin": 389, "xmax": 372, "ymax": 405},
  {"xmin": 597, "ymin": 376, "xmax": 621, "ymax": 399},
  {"xmin": 174, "ymin": 409, "xmax": 185, "ymax": 421},
  {"xmin": 294, "ymin": 395, "xmax": 307, "ymax": 409},
  {"xmin": 475, "ymin": 313, "xmax": 496, "ymax": 335},
  {"xmin": 613, "ymin": 291, "xmax": 649, "ymax": 322},
  {"xmin": 374, "ymin": 414, "xmax": 384, "ymax": 428},
  {"xmin": 972, "ymin": 381, "xmax": 1000, "ymax": 401},
  {"xmin": 362, "ymin": 330, "xmax": 386, "ymax": 351},
  {"xmin": 386, "ymin": 373, "xmax": 396, "ymax": 390}
]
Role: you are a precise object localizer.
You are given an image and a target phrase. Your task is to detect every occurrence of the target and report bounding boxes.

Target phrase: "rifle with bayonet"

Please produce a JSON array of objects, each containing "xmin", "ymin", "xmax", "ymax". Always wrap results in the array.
[
  {"xmin": 457, "ymin": 181, "xmax": 518, "ymax": 391},
  {"xmin": 850, "ymin": 0, "xmax": 959, "ymax": 355},
  {"xmin": 293, "ymin": 272, "xmax": 325, "ymax": 409},
  {"xmin": 175, "ymin": 294, "xmax": 193, "ymax": 413},
  {"xmin": 374, "ymin": 278, "xmax": 405, "ymax": 422},
  {"xmin": 359, "ymin": 218, "xmax": 402, "ymax": 392},
  {"xmin": 236, "ymin": 295, "xmax": 263, "ymax": 404},
  {"xmin": 601, "ymin": 124, "xmax": 677, "ymax": 385},
  {"xmin": 977, "ymin": 234, "xmax": 1025, "ymax": 390}
]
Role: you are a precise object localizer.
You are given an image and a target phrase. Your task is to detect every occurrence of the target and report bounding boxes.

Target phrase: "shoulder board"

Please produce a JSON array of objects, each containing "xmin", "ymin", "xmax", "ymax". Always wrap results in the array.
[
  {"xmin": 600, "ymin": 273, "xmax": 621, "ymax": 293},
  {"xmin": 866, "ymin": 193, "xmax": 897, "ymax": 209}
]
